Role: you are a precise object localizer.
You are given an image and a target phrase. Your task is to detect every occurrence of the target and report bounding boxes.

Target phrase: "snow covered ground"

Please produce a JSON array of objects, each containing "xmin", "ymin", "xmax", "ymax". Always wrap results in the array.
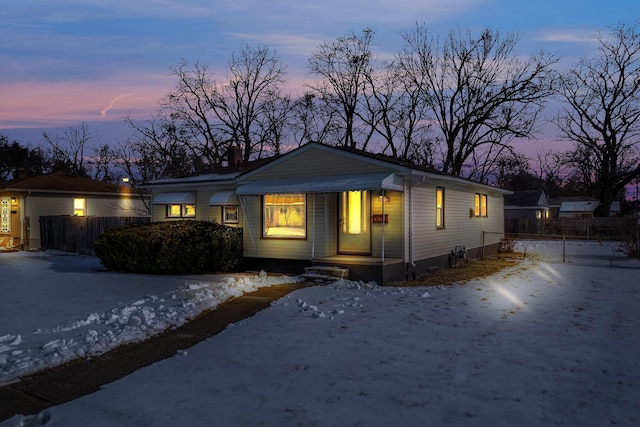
[
  {"xmin": 0, "ymin": 251, "xmax": 300, "ymax": 386},
  {"xmin": 2, "ymin": 241, "xmax": 639, "ymax": 426}
]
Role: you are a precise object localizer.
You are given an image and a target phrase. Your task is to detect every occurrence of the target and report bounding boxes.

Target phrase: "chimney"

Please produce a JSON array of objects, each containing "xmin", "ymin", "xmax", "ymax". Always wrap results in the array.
[
  {"xmin": 227, "ymin": 146, "xmax": 243, "ymax": 168},
  {"xmin": 15, "ymin": 167, "xmax": 27, "ymax": 179}
]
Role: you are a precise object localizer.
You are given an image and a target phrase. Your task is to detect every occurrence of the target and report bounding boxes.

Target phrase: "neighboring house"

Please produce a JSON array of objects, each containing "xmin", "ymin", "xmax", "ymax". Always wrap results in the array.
[
  {"xmin": 143, "ymin": 143, "xmax": 510, "ymax": 283},
  {"xmin": 556, "ymin": 198, "xmax": 621, "ymax": 218},
  {"xmin": 504, "ymin": 189, "xmax": 550, "ymax": 220},
  {"xmin": 0, "ymin": 171, "xmax": 149, "ymax": 250}
]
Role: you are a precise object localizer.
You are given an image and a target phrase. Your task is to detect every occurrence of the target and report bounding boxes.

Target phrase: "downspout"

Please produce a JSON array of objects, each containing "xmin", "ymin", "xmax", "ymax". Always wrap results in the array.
[
  {"xmin": 381, "ymin": 190, "xmax": 385, "ymax": 263},
  {"xmin": 311, "ymin": 194, "xmax": 315, "ymax": 259}
]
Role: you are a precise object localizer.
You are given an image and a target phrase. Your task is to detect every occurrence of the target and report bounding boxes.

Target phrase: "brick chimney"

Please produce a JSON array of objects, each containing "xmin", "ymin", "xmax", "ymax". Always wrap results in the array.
[
  {"xmin": 15, "ymin": 167, "xmax": 27, "ymax": 179},
  {"xmin": 227, "ymin": 146, "xmax": 243, "ymax": 167}
]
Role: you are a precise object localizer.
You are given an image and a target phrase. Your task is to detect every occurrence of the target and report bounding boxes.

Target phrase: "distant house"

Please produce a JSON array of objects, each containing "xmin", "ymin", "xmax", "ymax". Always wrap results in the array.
[
  {"xmin": 0, "ymin": 171, "xmax": 149, "ymax": 250},
  {"xmin": 143, "ymin": 143, "xmax": 510, "ymax": 283},
  {"xmin": 504, "ymin": 189, "xmax": 549, "ymax": 220},
  {"xmin": 554, "ymin": 198, "xmax": 621, "ymax": 218}
]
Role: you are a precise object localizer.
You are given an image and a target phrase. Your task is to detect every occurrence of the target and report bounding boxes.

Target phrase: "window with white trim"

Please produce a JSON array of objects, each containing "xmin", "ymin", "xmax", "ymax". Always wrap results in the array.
[
  {"xmin": 74, "ymin": 198, "xmax": 86, "ymax": 216},
  {"xmin": 223, "ymin": 205, "xmax": 239, "ymax": 224},
  {"xmin": 263, "ymin": 194, "xmax": 306, "ymax": 238}
]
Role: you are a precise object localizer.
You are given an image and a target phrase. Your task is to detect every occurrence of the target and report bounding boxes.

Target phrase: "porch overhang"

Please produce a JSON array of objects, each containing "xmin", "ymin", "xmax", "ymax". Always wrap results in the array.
[
  {"xmin": 152, "ymin": 192, "xmax": 195, "ymax": 204},
  {"xmin": 236, "ymin": 172, "xmax": 403, "ymax": 195}
]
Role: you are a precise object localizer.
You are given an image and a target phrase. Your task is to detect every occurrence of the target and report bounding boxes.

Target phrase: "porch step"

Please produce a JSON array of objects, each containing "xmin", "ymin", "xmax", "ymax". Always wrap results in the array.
[{"xmin": 301, "ymin": 266, "xmax": 349, "ymax": 281}]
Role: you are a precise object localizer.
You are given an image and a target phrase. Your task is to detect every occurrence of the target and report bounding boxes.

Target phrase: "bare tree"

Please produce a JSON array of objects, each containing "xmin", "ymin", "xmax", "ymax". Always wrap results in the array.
[
  {"xmin": 256, "ymin": 91, "xmax": 295, "ymax": 156},
  {"xmin": 124, "ymin": 112, "xmax": 195, "ymax": 178},
  {"xmin": 555, "ymin": 22, "xmax": 640, "ymax": 216},
  {"xmin": 361, "ymin": 61, "xmax": 432, "ymax": 161},
  {"xmin": 533, "ymin": 149, "xmax": 568, "ymax": 197},
  {"xmin": 308, "ymin": 28, "xmax": 375, "ymax": 149},
  {"xmin": 42, "ymin": 122, "xmax": 93, "ymax": 175},
  {"xmin": 163, "ymin": 46, "xmax": 288, "ymax": 163},
  {"xmin": 290, "ymin": 92, "xmax": 342, "ymax": 147},
  {"xmin": 89, "ymin": 144, "xmax": 119, "ymax": 182},
  {"xmin": 398, "ymin": 25, "xmax": 557, "ymax": 178}
]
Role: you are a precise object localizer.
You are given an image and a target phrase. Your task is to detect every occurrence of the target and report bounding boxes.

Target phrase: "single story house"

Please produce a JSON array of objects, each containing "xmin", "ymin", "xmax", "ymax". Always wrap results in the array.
[
  {"xmin": 504, "ymin": 189, "xmax": 550, "ymax": 220},
  {"xmin": 0, "ymin": 171, "xmax": 149, "ymax": 250},
  {"xmin": 143, "ymin": 143, "xmax": 510, "ymax": 283},
  {"xmin": 556, "ymin": 198, "xmax": 621, "ymax": 218}
]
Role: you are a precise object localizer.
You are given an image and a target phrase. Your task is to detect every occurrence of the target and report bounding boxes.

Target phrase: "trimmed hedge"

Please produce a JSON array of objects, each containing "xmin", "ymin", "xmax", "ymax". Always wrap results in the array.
[{"xmin": 95, "ymin": 221, "xmax": 243, "ymax": 274}]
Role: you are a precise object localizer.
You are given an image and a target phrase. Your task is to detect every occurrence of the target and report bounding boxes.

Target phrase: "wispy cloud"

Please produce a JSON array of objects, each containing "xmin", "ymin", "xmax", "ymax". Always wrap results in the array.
[
  {"xmin": 535, "ymin": 30, "xmax": 597, "ymax": 44},
  {"xmin": 101, "ymin": 91, "xmax": 140, "ymax": 117}
]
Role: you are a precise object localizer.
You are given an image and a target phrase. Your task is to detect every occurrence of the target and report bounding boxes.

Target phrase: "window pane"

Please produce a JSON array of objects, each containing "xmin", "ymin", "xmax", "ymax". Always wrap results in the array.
[
  {"xmin": 183, "ymin": 204, "xmax": 196, "ymax": 217},
  {"xmin": 481, "ymin": 194, "xmax": 488, "ymax": 217},
  {"xmin": 474, "ymin": 194, "xmax": 480, "ymax": 217},
  {"xmin": 223, "ymin": 206, "xmax": 239, "ymax": 224},
  {"xmin": 264, "ymin": 194, "xmax": 306, "ymax": 238},
  {"xmin": 436, "ymin": 188, "xmax": 444, "ymax": 228},
  {"xmin": 74, "ymin": 198, "xmax": 86, "ymax": 216},
  {"xmin": 167, "ymin": 205, "xmax": 181, "ymax": 217}
]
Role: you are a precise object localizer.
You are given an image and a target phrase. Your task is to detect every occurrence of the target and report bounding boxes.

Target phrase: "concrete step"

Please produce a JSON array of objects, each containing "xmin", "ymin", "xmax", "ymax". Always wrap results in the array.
[{"xmin": 301, "ymin": 266, "xmax": 349, "ymax": 281}]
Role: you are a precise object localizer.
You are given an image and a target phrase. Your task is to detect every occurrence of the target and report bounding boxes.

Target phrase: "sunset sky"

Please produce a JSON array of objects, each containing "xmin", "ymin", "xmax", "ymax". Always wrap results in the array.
[{"xmin": 1, "ymin": 0, "xmax": 638, "ymax": 146}]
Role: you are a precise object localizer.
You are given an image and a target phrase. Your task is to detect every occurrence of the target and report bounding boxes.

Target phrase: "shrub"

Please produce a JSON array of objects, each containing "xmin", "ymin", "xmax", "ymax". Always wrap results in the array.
[
  {"xmin": 95, "ymin": 221, "xmax": 243, "ymax": 274},
  {"xmin": 620, "ymin": 232, "xmax": 640, "ymax": 260}
]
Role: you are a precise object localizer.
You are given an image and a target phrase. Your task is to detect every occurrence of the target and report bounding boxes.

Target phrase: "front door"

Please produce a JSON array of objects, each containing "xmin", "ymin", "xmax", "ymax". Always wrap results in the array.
[{"xmin": 338, "ymin": 190, "xmax": 371, "ymax": 254}]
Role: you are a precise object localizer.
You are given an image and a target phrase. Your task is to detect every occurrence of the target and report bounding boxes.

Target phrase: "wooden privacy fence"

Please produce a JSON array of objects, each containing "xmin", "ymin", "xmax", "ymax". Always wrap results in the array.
[
  {"xmin": 504, "ymin": 217, "xmax": 638, "ymax": 240},
  {"xmin": 40, "ymin": 216, "xmax": 150, "ymax": 256}
]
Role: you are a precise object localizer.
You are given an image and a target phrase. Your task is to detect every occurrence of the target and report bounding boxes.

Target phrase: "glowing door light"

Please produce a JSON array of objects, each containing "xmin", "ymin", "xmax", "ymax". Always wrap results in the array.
[{"xmin": 348, "ymin": 191, "xmax": 362, "ymax": 234}]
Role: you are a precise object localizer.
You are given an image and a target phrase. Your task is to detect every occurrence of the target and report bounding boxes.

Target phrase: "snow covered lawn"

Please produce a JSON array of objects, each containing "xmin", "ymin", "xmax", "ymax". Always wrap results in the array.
[
  {"xmin": 0, "ymin": 250, "xmax": 300, "ymax": 386},
  {"xmin": 2, "ymin": 241, "xmax": 639, "ymax": 426}
]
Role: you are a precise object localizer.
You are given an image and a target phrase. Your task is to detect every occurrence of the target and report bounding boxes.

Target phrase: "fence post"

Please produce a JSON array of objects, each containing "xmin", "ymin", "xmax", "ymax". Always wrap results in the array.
[
  {"xmin": 481, "ymin": 230, "xmax": 485, "ymax": 260},
  {"xmin": 563, "ymin": 234, "xmax": 566, "ymax": 263}
]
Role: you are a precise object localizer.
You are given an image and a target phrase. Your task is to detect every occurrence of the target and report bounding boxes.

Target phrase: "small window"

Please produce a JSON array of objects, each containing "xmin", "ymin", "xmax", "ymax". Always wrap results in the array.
[
  {"xmin": 167, "ymin": 205, "xmax": 182, "ymax": 218},
  {"xmin": 74, "ymin": 198, "xmax": 86, "ymax": 216},
  {"xmin": 474, "ymin": 193, "xmax": 488, "ymax": 217},
  {"xmin": 263, "ymin": 194, "xmax": 306, "ymax": 238},
  {"xmin": 223, "ymin": 205, "xmax": 239, "ymax": 224},
  {"xmin": 474, "ymin": 194, "xmax": 481, "ymax": 217},
  {"xmin": 436, "ymin": 187, "xmax": 445, "ymax": 228},
  {"xmin": 481, "ymin": 194, "xmax": 488, "ymax": 217},
  {"xmin": 183, "ymin": 204, "xmax": 196, "ymax": 218},
  {"xmin": 166, "ymin": 204, "xmax": 196, "ymax": 218}
]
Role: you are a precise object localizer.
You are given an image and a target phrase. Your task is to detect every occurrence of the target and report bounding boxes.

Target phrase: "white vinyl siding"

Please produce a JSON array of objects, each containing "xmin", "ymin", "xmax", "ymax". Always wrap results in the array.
[
  {"xmin": 371, "ymin": 190, "xmax": 403, "ymax": 259},
  {"xmin": 245, "ymin": 149, "xmax": 394, "ymax": 181},
  {"xmin": 150, "ymin": 186, "xmax": 241, "ymax": 226},
  {"xmin": 411, "ymin": 184, "xmax": 504, "ymax": 260},
  {"xmin": 241, "ymin": 193, "xmax": 336, "ymax": 260}
]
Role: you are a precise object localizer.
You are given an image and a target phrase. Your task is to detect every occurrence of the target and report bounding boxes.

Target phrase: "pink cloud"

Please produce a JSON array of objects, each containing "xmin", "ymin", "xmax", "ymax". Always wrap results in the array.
[{"xmin": 0, "ymin": 77, "xmax": 172, "ymax": 128}]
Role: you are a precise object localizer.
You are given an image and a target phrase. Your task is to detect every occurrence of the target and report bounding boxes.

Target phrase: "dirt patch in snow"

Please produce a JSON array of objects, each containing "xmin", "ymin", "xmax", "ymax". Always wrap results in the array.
[{"xmin": 388, "ymin": 252, "xmax": 526, "ymax": 287}]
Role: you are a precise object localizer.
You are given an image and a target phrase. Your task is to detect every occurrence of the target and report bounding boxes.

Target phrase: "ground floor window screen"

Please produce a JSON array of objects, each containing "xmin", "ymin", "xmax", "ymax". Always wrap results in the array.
[
  {"xmin": 166, "ymin": 204, "xmax": 196, "ymax": 218},
  {"xmin": 263, "ymin": 194, "xmax": 306, "ymax": 238}
]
